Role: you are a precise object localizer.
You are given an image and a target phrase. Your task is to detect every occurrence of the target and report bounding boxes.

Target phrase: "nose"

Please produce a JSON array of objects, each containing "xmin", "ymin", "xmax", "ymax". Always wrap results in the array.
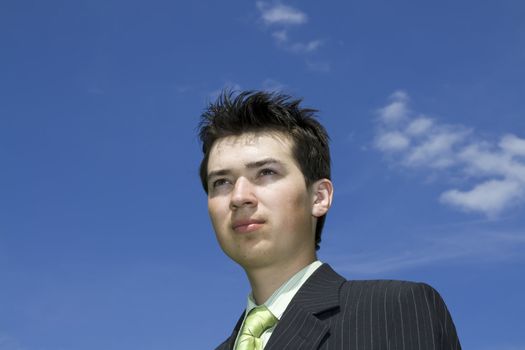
[{"xmin": 230, "ymin": 177, "xmax": 257, "ymax": 210}]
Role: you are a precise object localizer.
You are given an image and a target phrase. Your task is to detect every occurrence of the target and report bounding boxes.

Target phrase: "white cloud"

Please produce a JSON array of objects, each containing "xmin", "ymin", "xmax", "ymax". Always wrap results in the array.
[
  {"xmin": 375, "ymin": 131, "xmax": 410, "ymax": 152},
  {"xmin": 440, "ymin": 179, "xmax": 524, "ymax": 217},
  {"xmin": 255, "ymin": 2, "xmax": 324, "ymax": 58},
  {"xmin": 500, "ymin": 134, "xmax": 525, "ymax": 156},
  {"xmin": 390, "ymin": 90, "xmax": 409, "ymax": 101},
  {"xmin": 330, "ymin": 231, "xmax": 525, "ymax": 274},
  {"xmin": 406, "ymin": 117, "xmax": 433, "ymax": 135},
  {"xmin": 272, "ymin": 29, "xmax": 288, "ymax": 43},
  {"xmin": 377, "ymin": 90, "xmax": 410, "ymax": 124},
  {"xmin": 404, "ymin": 129, "xmax": 467, "ymax": 168},
  {"xmin": 256, "ymin": 2, "xmax": 308, "ymax": 25},
  {"xmin": 458, "ymin": 143, "xmax": 525, "ymax": 181},
  {"xmin": 374, "ymin": 91, "xmax": 525, "ymax": 217}
]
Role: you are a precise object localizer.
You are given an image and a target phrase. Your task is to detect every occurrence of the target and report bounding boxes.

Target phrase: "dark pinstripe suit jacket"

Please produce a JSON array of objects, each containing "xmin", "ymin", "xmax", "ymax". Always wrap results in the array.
[{"xmin": 215, "ymin": 264, "xmax": 461, "ymax": 350}]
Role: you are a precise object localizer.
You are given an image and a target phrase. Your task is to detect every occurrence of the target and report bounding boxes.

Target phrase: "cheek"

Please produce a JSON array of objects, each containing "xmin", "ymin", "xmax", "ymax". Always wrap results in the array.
[
  {"xmin": 272, "ymin": 186, "xmax": 311, "ymax": 223},
  {"xmin": 208, "ymin": 200, "xmax": 227, "ymax": 228}
]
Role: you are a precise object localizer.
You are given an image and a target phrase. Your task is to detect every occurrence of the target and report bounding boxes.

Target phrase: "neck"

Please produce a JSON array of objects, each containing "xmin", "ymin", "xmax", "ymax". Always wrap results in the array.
[{"xmin": 245, "ymin": 255, "xmax": 317, "ymax": 305}]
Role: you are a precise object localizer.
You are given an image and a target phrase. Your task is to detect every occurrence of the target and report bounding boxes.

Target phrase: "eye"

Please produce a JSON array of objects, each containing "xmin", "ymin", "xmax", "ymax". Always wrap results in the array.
[
  {"xmin": 212, "ymin": 178, "xmax": 230, "ymax": 188},
  {"xmin": 259, "ymin": 168, "xmax": 277, "ymax": 177}
]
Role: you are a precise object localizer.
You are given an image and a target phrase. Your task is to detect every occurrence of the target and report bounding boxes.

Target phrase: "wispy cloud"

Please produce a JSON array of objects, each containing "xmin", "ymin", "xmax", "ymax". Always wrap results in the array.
[
  {"xmin": 271, "ymin": 29, "xmax": 288, "ymax": 43},
  {"xmin": 209, "ymin": 79, "xmax": 287, "ymax": 99},
  {"xmin": 330, "ymin": 231, "xmax": 525, "ymax": 274},
  {"xmin": 209, "ymin": 81, "xmax": 242, "ymax": 101},
  {"xmin": 288, "ymin": 40, "xmax": 323, "ymax": 54},
  {"xmin": 255, "ymin": 2, "xmax": 324, "ymax": 56},
  {"xmin": 261, "ymin": 78, "xmax": 286, "ymax": 92},
  {"xmin": 256, "ymin": 2, "xmax": 308, "ymax": 25},
  {"xmin": 374, "ymin": 91, "xmax": 525, "ymax": 217},
  {"xmin": 305, "ymin": 60, "xmax": 331, "ymax": 72}
]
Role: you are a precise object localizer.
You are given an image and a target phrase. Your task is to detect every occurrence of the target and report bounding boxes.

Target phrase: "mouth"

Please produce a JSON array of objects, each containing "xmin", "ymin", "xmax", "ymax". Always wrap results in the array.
[{"xmin": 232, "ymin": 219, "xmax": 265, "ymax": 233}]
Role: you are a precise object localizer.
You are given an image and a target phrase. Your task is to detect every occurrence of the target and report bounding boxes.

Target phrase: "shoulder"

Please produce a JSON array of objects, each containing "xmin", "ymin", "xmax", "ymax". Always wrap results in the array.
[
  {"xmin": 340, "ymin": 279, "xmax": 440, "ymax": 297},
  {"xmin": 312, "ymin": 265, "xmax": 453, "ymax": 319},
  {"xmin": 337, "ymin": 279, "xmax": 461, "ymax": 349},
  {"xmin": 340, "ymin": 279, "xmax": 447, "ymax": 308},
  {"xmin": 339, "ymin": 279, "xmax": 450, "ymax": 317}
]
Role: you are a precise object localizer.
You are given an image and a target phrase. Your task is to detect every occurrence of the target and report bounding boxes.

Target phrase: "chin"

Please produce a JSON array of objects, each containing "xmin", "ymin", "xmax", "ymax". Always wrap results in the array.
[{"xmin": 231, "ymin": 249, "xmax": 275, "ymax": 270}]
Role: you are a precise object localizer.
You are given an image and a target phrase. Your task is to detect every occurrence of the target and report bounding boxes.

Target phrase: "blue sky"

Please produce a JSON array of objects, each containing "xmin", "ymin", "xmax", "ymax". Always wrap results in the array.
[{"xmin": 1, "ymin": 0, "xmax": 524, "ymax": 349}]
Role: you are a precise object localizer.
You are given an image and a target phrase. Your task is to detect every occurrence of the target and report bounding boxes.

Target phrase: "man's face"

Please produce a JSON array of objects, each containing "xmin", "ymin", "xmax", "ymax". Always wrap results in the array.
[{"xmin": 206, "ymin": 132, "xmax": 318, "ymax": 270}]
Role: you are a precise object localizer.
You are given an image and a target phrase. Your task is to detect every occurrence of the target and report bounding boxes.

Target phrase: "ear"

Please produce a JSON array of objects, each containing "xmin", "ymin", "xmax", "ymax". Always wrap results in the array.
[{"xmin": 311, "ymin": 179, "xmax": 333, "ymax": 217}]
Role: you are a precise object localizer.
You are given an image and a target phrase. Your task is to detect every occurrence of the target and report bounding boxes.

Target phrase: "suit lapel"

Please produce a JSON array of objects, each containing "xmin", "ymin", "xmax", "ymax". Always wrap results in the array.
[{"xmin": 265, "ymin": 264, "xmax": 345, "ymax": 350}]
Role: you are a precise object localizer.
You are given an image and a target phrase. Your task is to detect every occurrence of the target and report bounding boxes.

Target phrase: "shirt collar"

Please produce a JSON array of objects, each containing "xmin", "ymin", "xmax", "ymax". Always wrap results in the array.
[{"xmin": 245, "ymin": 260, "xmax": 323, "ymax": 320}]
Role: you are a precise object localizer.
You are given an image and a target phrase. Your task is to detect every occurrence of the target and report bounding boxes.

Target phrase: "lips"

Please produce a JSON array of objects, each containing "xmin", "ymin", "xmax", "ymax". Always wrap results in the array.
[{"xmin": 232, "ymin": 218, "xmax": 265, "ymax": 233}]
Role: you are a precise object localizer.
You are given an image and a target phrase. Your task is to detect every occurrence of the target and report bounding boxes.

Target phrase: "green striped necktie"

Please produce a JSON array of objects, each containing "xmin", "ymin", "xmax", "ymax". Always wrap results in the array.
[{"xmin": 235, "ymin": 305, "xmax": 278, "ymax": 350}]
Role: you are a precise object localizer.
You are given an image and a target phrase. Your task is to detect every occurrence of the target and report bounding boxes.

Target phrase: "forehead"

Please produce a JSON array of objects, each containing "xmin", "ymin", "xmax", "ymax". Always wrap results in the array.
[{"xmin": 208, "ymin": 132, "xmax": 295, "ymax": 169}]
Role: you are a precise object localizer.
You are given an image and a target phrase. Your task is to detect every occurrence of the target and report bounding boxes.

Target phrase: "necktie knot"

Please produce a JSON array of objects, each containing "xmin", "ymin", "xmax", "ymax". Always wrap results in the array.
[{"xmin": 236, "ymin": 305, "xmax": 277, "ymax": 350}]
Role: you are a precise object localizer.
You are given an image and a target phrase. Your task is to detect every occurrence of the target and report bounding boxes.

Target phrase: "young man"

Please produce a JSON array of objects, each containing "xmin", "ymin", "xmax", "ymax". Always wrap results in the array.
[{"xmin": 198, "ymin": 91, "xmax": 461, "ymax": 350}]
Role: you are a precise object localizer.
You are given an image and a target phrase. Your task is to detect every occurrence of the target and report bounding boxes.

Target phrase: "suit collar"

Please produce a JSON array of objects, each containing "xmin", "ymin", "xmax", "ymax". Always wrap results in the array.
[
  {"xmin": 264, "ymin": 263, "xmax": 345, "ymax": 349},
  {"xmin": 216, "ymin": 264, "xmax": 346, "ymax": 350},
  {"xmin": 288, "ymin": 263, "xmax": 345, "ymax": 314}
]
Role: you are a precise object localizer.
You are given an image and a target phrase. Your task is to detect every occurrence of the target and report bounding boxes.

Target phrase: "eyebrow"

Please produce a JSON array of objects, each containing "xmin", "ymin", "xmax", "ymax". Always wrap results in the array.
[
  {"xmin": 207, "ymin": 158, "xmax": 283, "ymax": 181},
  {"xmin": 245, "ymin": 158, "xmax": 281, "ymax": 169}
]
